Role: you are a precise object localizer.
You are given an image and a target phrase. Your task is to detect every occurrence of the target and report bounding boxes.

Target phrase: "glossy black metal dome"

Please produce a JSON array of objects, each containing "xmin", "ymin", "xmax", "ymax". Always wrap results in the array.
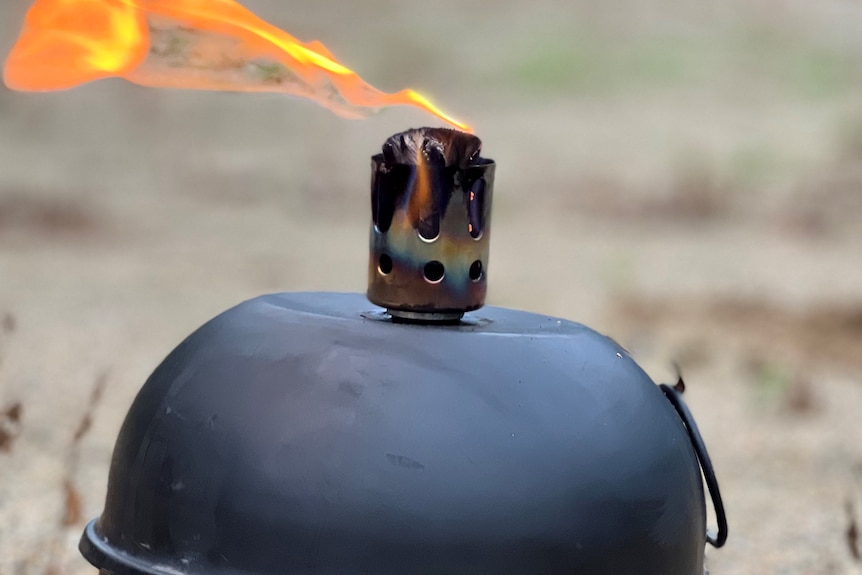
[{"xmin": 81, "ymin": 292, "xmax": 714, "ymax": 575}]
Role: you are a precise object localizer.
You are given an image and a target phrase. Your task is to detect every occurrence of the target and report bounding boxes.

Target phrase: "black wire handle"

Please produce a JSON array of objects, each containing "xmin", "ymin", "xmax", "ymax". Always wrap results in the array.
[{"xmin": 660, "ymin": 383, "xmax": 728, "ymax": 548}]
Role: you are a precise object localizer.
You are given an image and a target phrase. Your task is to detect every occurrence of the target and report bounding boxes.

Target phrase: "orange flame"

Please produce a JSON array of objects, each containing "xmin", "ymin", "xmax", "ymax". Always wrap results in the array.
[{"xmin": 3, "ymin": 0, "xmax": 470, "ymax": 131}]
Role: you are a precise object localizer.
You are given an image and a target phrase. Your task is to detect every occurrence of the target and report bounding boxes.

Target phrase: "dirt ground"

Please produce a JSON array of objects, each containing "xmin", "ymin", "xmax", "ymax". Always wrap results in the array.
[{"xmin": 1, "ymin": 0, "xmax": 862, "ymax": 573}]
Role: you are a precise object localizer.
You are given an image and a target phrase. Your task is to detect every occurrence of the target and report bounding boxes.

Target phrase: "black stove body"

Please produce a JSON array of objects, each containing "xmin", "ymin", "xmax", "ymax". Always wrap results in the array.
[{"xmin": 80, "ymin": 129, "xmax": 726, "ymax": 575}]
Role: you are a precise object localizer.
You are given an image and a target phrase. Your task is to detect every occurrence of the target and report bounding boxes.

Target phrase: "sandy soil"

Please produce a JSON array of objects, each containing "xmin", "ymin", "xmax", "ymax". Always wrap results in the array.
[{"xmin": 2, "ymin": 0, "xmax": 862, "ymax": 573}]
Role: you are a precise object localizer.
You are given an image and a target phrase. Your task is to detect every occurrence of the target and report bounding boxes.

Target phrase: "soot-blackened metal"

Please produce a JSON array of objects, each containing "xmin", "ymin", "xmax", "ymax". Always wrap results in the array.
[
  {"xmin": 80, "ymin": 293, "xmax": 714, "ymax": 575},
  {"xmin": 367, "ymin": 128, "xmax": 495, "ymax": 320}
]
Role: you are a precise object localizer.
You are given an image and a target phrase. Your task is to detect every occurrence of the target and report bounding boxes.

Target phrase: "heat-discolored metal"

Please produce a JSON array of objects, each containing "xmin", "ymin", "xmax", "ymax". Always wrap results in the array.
[{"xmin": 367, "ymin": 128, "xmax": 495, "ymax": 320}]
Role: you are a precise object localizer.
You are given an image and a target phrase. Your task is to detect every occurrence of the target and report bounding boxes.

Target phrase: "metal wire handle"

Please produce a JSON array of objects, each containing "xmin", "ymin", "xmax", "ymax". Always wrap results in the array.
[{"xmin": 660, "ymin": 384, "xmax": 728, "ymax": 548}]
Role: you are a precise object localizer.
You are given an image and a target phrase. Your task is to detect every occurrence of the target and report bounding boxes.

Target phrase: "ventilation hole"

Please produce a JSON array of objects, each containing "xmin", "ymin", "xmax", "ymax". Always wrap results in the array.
[
  {"xmin": 417, "ymin": 216, "xmax": 440, "ymax": 242},
  {"xmin": 469, "ymin": 260, "xmax": 484, "ymax": 282},
  {"xmin": 371, "ymin": 171, "xmax": 392, "ymax": 233},
  {"xmin": 423, "ymin": 261, "xmax": 445, "ymax": 283},
  {"xmin": 468, "ymin": 178, "xmax": 485, "ymax": 239},
  {"xmin": 372, "ymin": 163, "xmax": 410, "ymax": 234},
  {"xmin": 378, "ymin": 254, "xmax": 393, "ymax": 275}
]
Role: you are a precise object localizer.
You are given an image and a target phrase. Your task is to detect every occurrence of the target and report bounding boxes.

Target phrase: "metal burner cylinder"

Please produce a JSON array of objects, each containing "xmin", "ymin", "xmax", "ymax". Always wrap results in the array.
[{"xmin": 367, "ymin": 128, "xmax": 495, "ymax": 320}]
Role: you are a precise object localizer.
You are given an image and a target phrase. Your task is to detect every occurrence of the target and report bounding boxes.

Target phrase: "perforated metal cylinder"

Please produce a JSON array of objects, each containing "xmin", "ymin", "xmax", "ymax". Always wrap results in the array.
[{"xmin": 367, "ymin": 128, "xmax": 495, "ymax": 320}]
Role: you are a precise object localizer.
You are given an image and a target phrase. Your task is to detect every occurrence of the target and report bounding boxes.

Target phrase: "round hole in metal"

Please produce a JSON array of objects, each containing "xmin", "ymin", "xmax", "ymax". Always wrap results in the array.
[
  {"xmin": 423, "ymin": 261, "xmax": 445, "ymax": 283},
  {"xmin": 469, "ymin": 260, "xmax": 484, "ymax": 282},
  {"xmin": 378, "ymin": 254, "xmax": 393, "ymax": 275}
]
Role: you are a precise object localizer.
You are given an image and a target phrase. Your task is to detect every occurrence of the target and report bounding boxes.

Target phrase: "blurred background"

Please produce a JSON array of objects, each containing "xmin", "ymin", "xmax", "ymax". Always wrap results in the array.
[{"xmin": 1, "ymin": 0, "xmax": 862, "ymax": 573}]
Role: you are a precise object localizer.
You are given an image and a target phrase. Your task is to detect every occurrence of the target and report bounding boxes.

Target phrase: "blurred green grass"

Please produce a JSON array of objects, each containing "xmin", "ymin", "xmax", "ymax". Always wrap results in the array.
[{"xmin": 487, "ymin": 23, "xmax": 862, "ymax": 101}]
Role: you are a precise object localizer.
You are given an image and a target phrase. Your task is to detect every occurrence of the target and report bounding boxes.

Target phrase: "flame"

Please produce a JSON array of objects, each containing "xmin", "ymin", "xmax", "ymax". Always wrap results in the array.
[{"xmin": 3, "ymin": 0, "xmax": 471, "ymax": 131}]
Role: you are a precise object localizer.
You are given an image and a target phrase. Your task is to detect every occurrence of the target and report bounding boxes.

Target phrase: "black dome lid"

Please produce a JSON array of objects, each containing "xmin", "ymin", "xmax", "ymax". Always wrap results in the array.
[{"xmin": 81, "ymin": 292, "xmax": 706, "ymax": 575}]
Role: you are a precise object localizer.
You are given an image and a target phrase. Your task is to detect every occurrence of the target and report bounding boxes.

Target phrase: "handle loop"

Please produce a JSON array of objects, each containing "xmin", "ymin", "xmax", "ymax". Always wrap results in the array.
[{"xmin": 660, "ymin": 384, "xmax": 728, "ymax": 548}]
